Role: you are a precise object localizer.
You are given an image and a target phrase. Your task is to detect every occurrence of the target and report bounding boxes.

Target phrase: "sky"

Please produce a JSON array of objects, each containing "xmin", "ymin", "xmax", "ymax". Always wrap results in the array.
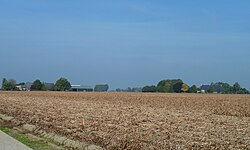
[{"xmin": 0, "ymin": 0, "xmax": 250, "ymax": 90}]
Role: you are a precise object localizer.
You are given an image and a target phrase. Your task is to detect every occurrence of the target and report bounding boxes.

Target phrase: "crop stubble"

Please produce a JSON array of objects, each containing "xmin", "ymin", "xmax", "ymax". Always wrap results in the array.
[{"xmin": 0, "ymin": 91, "xmax": 249, "ymax": 149}]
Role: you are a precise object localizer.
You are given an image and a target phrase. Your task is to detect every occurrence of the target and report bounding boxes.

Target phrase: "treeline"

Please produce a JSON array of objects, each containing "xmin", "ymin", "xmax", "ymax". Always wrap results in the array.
[
  {"xmin": 142, "ymin": 79, "xmax": 249, "ymax": 94},
  {"xmin": 142, "ymin": 79, "xmax": 191, "ymax": 93},
  {"xmin": 1, "ymin": 77, "xmax": 110, "ymax": 92},
  {"xmin": 207, "ymin": 82, "xmax": 249, "ymax": 94},
  {"xmin": 1, "ymin": 77, "xmax": 249, "ymax": 94},
  {"xmin": 115, "ymin": 87, "xmax": 142, "ymax": 92},
  {"xmin": 1, "ymin": 77, "xmax": 71, "ymax": 91}
]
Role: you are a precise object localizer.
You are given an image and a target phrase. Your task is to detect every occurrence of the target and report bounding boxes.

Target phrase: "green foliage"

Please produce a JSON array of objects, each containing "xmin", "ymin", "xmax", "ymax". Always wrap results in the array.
[
  {"xmin": 1, "ymin": 78, "xmax": 17, "ymax": 91},
  {"xmin": 41, "ymin": 83, "xmax": 46, "ymax": 91},
  {"xmin": 189, "ymin": 85, "xmax": 197, "ymax": 93},
  {"xmin": 144, "ymin": 79, "xmax": 249, "ymax": 94},
  {"xmin": 237, "ymin": 88, "xmax": 249, "ymax": 94},
  {"xmin": 0, "ymin": 127, "xmax": 50, "ymax": 150},
  {"xmin": 232, "ymin": 82, "xmax": 249, "ymax": 94},
  {"xmin": 157, "ymin": 79, "xmax": 183, "ymax": 93},
  {"xmin": 2, "ymin": 78, "xmax": 7, "ymax": 89},
  {"xmin": 30, "ymin": 80, "xmax": 45, "ymax": 91},
  {"xmin": 181, "ymin": 84, "xmax": 189, "ymax": 92},
  {"xmin": 207, "ymin": 85, "xmax": 215, "ymax": 93},
  {"xmin": 207, "ymin": 82, "xmax": 233, "ymax": 94},
  {"xmin": 173, "ymin": 82, "xmax": 184, "ymax": 93},
  {"xmin": 233, "ymin": 82, "xmax": 241, "ymax": 93},
  {"xmin": 207, "ymin": 82, "xmax": 249, "ymax": 94},
  {"xmin": 94, "ymin": 84, "xmax": 109, "ymax": 92},
  {"xmin": 54, "ymin": 77, "xmax": 71, "ymax": 91},
  {"xmin": 217, "ymin": 82, "xmax": 233, "ymax": 94},
  {"xmin": 142, "ymin": 85, "xmax": 157, "ymax": 93},
  {"xmin": 49, "ymin": 85, "xmax": 55, "ymax": 91}
]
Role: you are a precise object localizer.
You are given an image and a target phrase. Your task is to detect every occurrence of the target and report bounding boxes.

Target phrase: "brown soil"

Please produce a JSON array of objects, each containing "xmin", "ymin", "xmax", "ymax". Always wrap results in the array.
[{"xmin": 0, "ymin": 91, "xmax": 249, "ymax": 149}]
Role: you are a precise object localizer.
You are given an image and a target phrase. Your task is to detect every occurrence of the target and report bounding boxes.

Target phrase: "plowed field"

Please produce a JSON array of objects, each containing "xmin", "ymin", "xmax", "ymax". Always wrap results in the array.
[{"xmin": 0, "ymin": 91, "xmax": 249, "ymax": 149}]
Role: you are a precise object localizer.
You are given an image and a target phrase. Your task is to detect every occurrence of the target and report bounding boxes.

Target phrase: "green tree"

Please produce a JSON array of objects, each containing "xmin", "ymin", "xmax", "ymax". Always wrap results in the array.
[
  {"xmin": 2, "ymin": 79, "xmax": 17, "ymax": 91},
  {"xmin": 207, "ymin": 85, "xmax": 215, "ymax": 93},
  {"xmin": 2, "ymin": 78, "xmax": 7, "ymax": 89},
  {"xmin": 94, "ymin": 84, "xmax": 109, "ymax": 92},
  {"xmin": 216, "ymin": 82, "xmax": 232, "ymax": 94},
  {"xmin": 233, "ymin": 82, "xmax": 241, "ymax": 94},
  {"xmin": 41, "ymin": 83, "xmax": 46, "ymax": 91},
  {"xmin": 181, "ymin": 84, "xmax": 189, "ymax": 93},
  {"xmin": 173, "ymin": 82, "xmax": 184, "ymax": 93},
  {"xmin": 157, "ymin": 79, "xmax": 183, "ymax": 93},
  {"xmin": 142, "ymin": 85, "xmax": 157, "ymax": 92},
  {"xmin": 189, "ymin": 85, "xmax": 197, "ymax": 93},
  {"xmin": 54, "ymin": 77, "xmax": 71, "ymax": 91},
  {"xmin": 49, "ymin": 85, "xmax": 56, "ymax": 91},
  {"xmin": 237, "ymin": 88, "xmax": 249, "ymax": 94},
  {"xmin": 30, "ymin": 80, "xmax": 45, "ymax": 91}
]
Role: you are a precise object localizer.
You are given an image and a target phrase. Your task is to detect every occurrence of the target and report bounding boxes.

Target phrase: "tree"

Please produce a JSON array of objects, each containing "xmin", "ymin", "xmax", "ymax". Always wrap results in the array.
[
  {"xmin": 3, "ymin": 80, "xmax": 16, "ymax": 91},
  {"xmin": 216, "ymin": 82, "xmax": 232, "ymax": 94},
  {"xmin": 181, "ymin": 84, "xmax": 189, "ymax": 93},
  {"xmin": 2, "ymin": 79, "xmax": 17, "ymax": 91},
  {"xmin": 233, "ymin": 82, "xmax": 241, "ymax": 94},
  {"xmin": 41, "ymin": 83, "xmax": 46, "ymax": 91},
  {"xmin": 132, "ymin": 87, "xmax": 142, "ymax": 92},
  {"xmin": 208, "ymin": 82, "xmax": 225, "ymax": 93},
  {"xmin": 127, "ymin": 87, "xmax": 132, "ymax": 92},
  {"xmin": 207, "ymin": 85, "xmax": 215, "ymax": 93},
  {"xmin": 30, "ymin": 80, "xmax": 45, "ymax": 91},
  {"xmin": 2, "ymin": 78, "xmax": 7, "ymax": 89},
  {"xmin": 49, "ymin": 85, "xmax": 56, "ymax": 91},
  {"xmin": 157, "ymin": 79, "xmax": 183, "ymax": 93},
  {"xmin": 173, "ymin": 82, "xmax": 184, "ymax": 93},
  {"xmin": 116, "ymin": 88, "xmax": 121, "ymax": 92},
  {"xmin": 238, "ymin": 88, "xmax": 249, "ymax": 94},
  {"xmin": 142, "ymin": 86, "xmax": 157, "ymax": 92},
  {"xmin": 54, "ymin": 77, "xmax": 71, "ymax": 91},
  {"xmin": 189, "ymin": 85, "xmax": 197, "ymax": 93},
  {"xmin": 94, "ymin": 84, "xmax": 109, "ymax": 92}
]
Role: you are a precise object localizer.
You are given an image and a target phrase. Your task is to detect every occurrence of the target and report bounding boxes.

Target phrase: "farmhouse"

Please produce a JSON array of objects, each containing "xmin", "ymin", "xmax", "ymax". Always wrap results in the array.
[
  {"xmin": 24, "ymin": 82, "xmax": 33, "ymax": 91},
  {"xmin": 71, "ymin": 85, "xmax": 93, "ymax": 92},
  {"xmin": 16, "ymin": 83, "xmax": 26, "ymax": 91}
]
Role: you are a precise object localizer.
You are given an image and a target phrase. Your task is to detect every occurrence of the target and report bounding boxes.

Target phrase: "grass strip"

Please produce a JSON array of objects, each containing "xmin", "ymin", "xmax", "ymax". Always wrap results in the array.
[{"xmin": 0, "ymin": 126, "xmax": 51, "ymax": 150}]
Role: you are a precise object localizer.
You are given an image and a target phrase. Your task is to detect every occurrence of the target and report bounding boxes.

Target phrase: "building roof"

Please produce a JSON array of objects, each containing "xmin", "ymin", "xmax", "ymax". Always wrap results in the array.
[
  {"xmin": 200, "ymin": 85, "xmax": 210, "ymax": 91},
  {"xmin": 71, "ymin": 85, "xmax": 93, "ymax": 89}
]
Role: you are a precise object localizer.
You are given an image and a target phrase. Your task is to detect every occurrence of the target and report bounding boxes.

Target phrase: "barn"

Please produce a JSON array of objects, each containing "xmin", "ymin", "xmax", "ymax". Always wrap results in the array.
[{"xmin": 71, "ymin": 85, "xmax": 93, "ymax": 92}]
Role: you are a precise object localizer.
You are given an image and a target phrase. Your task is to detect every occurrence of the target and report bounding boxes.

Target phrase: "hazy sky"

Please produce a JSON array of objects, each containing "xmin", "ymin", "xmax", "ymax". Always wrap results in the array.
[{"xmin": 1, "ymin": 0, "xmax": 250, "ymax": 90}]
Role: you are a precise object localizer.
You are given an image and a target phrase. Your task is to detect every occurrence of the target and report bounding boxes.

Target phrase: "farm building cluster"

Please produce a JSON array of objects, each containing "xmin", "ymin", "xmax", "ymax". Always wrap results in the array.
[{"xmin": 16, "ymin": 83, "xmax": 94, "ymax": 92}]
